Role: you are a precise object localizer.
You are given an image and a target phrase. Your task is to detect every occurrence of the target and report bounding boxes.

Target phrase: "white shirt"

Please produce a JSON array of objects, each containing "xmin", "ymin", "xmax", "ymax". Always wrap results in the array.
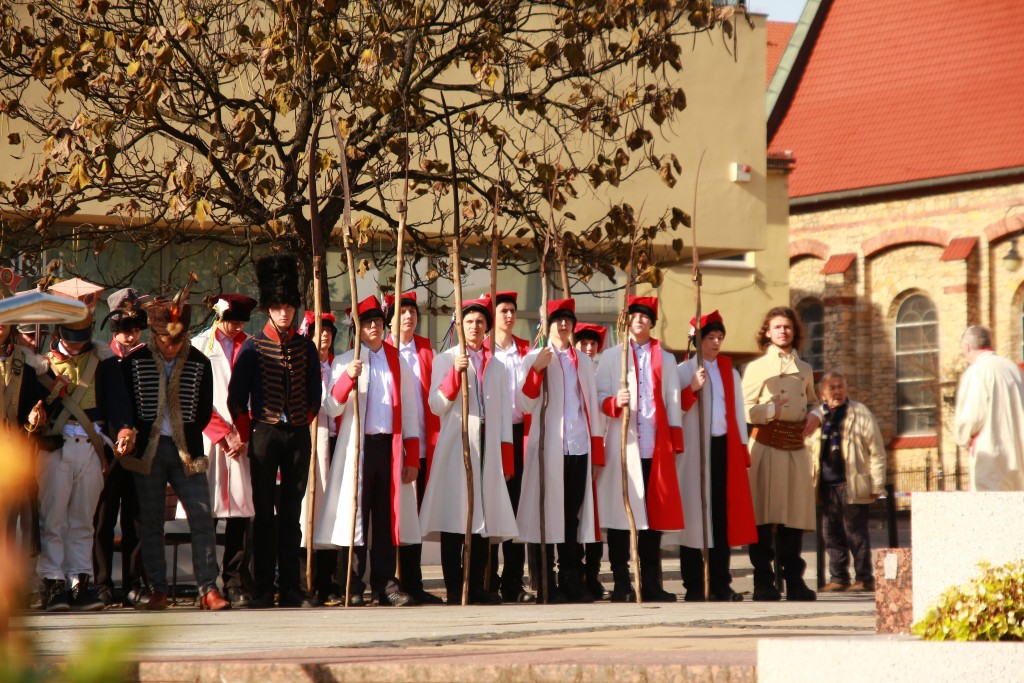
[
  {"xmin": 159, "ymin": 357, "xmax": 176, "ymax": 437},
  {"xmin": 493, "ymin": 339, "xmax": 525, "ymax": 425},
  {"xmin": 555, "ymin": 345, "xmax": 590, "ymax": 455},
  {"xmin": 217, "ymin": 331, "xmax": 236, "ymax": 362},
  {"xmin": 704, "ymin": 357, "xmax": 728, "ymax": 437},
  {"xmin": 363, "ymin": 345, "xmax": 393, "ymax": 435},
  {"xmin": 468, "ymin": 347, "xmax": 486, "ymax": 419},
  {"xmin": 320, "ymin": 358, "xmax": 337, "ymax": 436},
  {"xmin": 400, "ymin": 339, "xmax": 427, "ymax": 460},
  {"xmin": 631, "ymin": 340, "xmax": 656, "ymax": 460}
]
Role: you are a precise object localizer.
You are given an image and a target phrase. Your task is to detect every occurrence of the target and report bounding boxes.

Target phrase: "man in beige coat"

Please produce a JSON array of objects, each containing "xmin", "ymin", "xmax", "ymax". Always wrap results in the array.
[
  {"xmin": 809, "ymin": 371, "xmax": 886, "ymax": 592},
  {"xmin": 742, "ymin": 307, "xmax": 821, "ymax": 601},
  {"xmin": 954, "ymin": 325, "xmax": 1024, "ymax": 492}
]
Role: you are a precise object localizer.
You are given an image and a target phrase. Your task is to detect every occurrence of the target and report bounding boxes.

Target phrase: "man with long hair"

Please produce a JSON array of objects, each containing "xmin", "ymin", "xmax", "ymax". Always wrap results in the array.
[{"xmin": 741, "ymin": 307, "xmax": 821, "ymax": 601}]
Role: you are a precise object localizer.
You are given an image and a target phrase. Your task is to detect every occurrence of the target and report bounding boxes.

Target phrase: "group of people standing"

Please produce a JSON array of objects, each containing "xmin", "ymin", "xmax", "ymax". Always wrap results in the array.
[{"xmin": 7, "ymin": 251, "xmax": 901, "ymax": 612}]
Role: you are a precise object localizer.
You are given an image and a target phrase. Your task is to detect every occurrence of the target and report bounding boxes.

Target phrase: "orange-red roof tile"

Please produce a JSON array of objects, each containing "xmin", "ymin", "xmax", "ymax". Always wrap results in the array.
[
  {"xmin": 940, "ymin": 237, "xmax": 978, "ymax": 262},
  {"xmin": 821, "ymin": 252, "xmax": 856, "ymax": 274},
  {"xmin": 766, "ymin": 21, "xmax": 795, "ymax": 87},
  {"xmin": 770, "ymin": 1, "xmax": 1024, "ymax": 199}
]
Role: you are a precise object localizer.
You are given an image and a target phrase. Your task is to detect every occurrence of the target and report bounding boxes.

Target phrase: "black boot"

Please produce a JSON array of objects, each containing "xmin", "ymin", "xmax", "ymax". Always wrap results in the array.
[
  {"xmin": 43, "ymin": 579, "xmax": 70, "ymax": 612},
  {"xmin": 70, "ymin": 575, "xmax": 105, "ymax": 611}
]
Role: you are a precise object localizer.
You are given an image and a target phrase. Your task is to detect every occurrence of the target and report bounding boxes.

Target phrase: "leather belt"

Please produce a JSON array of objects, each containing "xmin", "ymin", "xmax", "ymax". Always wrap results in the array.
[{"xmin": 751, "ymin": 419, "xmax": 806, "ymax": 451}]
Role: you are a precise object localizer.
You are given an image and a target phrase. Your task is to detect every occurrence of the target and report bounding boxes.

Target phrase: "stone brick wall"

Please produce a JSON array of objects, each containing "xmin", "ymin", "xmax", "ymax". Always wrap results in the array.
[{"xmin": 788, "ymin": 180, "xmax": 1024, "ymax": 478}]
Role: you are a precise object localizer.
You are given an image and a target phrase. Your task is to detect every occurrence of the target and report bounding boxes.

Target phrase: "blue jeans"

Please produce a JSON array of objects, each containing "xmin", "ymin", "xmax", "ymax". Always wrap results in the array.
[{"xmin": 135, "ymin": 437, "xmax": 218, "ymax": 595}]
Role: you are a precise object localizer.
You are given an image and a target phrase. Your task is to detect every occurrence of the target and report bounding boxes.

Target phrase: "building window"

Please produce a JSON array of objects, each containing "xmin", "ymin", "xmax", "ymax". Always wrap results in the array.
[
  {"xmin": 895, "ymin": 294, "xmax": 939, "ymax": 435},
  {"xmin": 796, "ymin": 298, "xmax": 825, "ymax": 374}
]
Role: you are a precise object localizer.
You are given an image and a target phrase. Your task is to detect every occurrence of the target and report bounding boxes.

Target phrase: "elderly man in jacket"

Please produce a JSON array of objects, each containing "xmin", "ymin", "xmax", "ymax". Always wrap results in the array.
[{"xmin": 810, "ymin": 371, "xmax": 886, "ymax": 593}]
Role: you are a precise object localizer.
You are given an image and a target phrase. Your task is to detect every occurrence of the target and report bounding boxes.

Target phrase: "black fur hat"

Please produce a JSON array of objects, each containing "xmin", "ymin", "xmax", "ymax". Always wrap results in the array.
[{"xmin": 256, "ymin": 254, "xmax": 302, "ymax": 310}]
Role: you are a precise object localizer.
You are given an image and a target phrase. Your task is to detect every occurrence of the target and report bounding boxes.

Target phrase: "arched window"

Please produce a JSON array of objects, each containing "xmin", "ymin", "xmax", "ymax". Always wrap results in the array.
[
  {"xmin": 796, "ymin": 298, "xmax": 825, "ymax": 374},
  {"xmin": 895, "ymin": 294, "xmax": 939, "ymax": 435}
]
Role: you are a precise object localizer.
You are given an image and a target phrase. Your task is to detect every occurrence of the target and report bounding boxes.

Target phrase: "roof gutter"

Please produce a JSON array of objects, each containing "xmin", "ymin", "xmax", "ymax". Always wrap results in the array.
[{"xmin": 790, "ymin": 166, "xmax": 1024, "ymax": 210}]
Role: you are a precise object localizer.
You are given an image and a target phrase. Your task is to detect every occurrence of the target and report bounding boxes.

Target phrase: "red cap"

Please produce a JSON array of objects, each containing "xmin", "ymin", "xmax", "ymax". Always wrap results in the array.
[
  {"xmin": 495, "ymin": 291, "xmax": 518, "ymax": 307},
  {"xmin": 298, "ymin": 311, "xmax": 338, "ymax": 336},
  {"xmin": 627, "ymin": 295, "xmax": 658, "ymax": 324},
  {"xmin": 356, "ymin": 295, "xmax": 385, "ymax": 321},
  {"xmin": 212, "ymin": 293, "xmax": 257, "ymax": 322},
  {"xmin": 462, "ymin": 293, "xmax": 494, "ymax": 329},
  {"xmin": 547, "ymin": 298, "xmax": 576, "ymax": 321},
  {"xmin": 574, "ymin": 322, "xmax": 608, "ymax": 350},
  {"xmin": 384, "ymin": 291, "xmax": 418, "ymax": 310},
  {"xmin": 689, "ymin": 309, "xmax": 725, "ymax": 337}
]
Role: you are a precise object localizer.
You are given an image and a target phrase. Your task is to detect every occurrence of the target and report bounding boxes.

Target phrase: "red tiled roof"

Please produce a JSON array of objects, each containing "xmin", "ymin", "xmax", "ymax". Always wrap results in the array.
[
  {"xmin": 940, "ymin": 237, "xmax": 978, "ymax": 262},
  {"xmin": 820, "ymin": 252, "xmax": 856, "ymax": 274},
  {"xmin": 766, "ymin": 21, "xmax": 795, "ymax": 87},
  {"xmin": 770, "ymin": 1, "xmax": 1024, "ymax": 199}
]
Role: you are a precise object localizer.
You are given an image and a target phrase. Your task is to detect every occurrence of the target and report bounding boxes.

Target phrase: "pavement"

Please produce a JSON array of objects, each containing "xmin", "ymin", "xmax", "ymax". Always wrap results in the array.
[{"xmin": 14, "ymin": 547, "xmax": 882, "ymax": 683}]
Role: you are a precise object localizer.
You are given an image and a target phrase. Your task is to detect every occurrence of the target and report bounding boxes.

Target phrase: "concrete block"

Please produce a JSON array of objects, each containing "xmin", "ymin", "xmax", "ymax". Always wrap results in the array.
[
  {"xmin": 758, "ymin": 637, "xmax": 1024, "ymax": 683},
  {"xmin": 875, "ymin": 548, "xmax": 912, "ymax": 634},
  {"xmin": 912, "ymin": 492, "xmax": 1024, "ymax": 621}
]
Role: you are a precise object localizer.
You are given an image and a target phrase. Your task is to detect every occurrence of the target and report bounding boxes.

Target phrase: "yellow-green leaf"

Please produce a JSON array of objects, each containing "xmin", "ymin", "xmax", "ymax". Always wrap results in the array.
[{"xmin": 68, "ymin": 162, "xmax": 90, "ymax": 190}]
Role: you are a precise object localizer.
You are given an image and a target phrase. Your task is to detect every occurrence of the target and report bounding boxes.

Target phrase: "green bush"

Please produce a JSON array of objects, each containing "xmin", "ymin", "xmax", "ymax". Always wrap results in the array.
[{"xmin": 913, "ymin": 560, "xmax": 1024, "ymax": 641}]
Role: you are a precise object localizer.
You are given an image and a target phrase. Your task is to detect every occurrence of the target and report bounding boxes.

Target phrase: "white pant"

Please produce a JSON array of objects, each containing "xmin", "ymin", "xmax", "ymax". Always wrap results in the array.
[{"xmin": 36, "ymin": 437, "xmax": 103, "ymax": 581}]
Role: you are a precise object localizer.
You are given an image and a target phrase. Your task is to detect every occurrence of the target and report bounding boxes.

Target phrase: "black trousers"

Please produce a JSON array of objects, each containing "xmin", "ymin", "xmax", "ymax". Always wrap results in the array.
[
  {"xmin": 249, "ymin": 421, "xmax": 311, "ymax": 597},
  {"xmin": 749, "ymin": 524, "xmax": 807, "ymax": 588},
  {"xmin": 93, "ymin": 464, "xmax": 144, "ymax": 593},
  {"xmin": 821, "ymin": 483, "xmax": 873, "ymax": 582},
  {"xmin": 339, "ymin": 433, "xmax": 400, "ymax": 597},
  {"xmin": 490, "ymin": 422, "xmax": 526, "ymax": 593},
  {"xmin": 398, "ymin": 458, "xmax": 428, "ymax": 594},
  {"xmin": 221, "ymin": 517, "xmax": 255, "ymax": 592},
  {"xmin": 680, "ymin": 435, "xmax": 733, "ymax": 596},
  {"xmin": 441, "ymin": 532, "xmax": 490, "ymax": 601},
  {"xmin": 538, "ymin": 454, "xmax": 588, "ymax": 588},
  {"xmin": 606, "ymin": 458, "xmax": 662, "ymax": 592}
]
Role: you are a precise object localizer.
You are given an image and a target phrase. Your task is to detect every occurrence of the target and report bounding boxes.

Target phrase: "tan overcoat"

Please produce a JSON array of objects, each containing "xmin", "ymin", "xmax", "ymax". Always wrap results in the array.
[{"xmin": 741, "ymin": 346, "xmax": 820, "ymax": 530}]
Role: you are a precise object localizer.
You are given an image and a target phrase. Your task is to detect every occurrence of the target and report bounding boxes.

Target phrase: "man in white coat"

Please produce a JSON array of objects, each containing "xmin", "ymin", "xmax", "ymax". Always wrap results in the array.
[
  {"xmin": 314, "ymin": 296, "xmax": 421, "ymax": 607},
  {"xmin": 419, "ymin": 294, "xmax": 518, "ymax": 605},
  {"xmin": 518, "ymin": 299, "xmax": 603, "ymax": 604},
  {"xmin": 596, "ymin": 295, "xmax": 684, "ymax": 603},
  {"xmin": 670, "ymin": 311, "xmax": 757, "ymax": 602},
  {"xmin": 192, "ymin": 293, "xmax": 258, "ymax": 608},
  {"xmin": 955, "ymin": 325, "xmax": 1024, "ymax": 491}
]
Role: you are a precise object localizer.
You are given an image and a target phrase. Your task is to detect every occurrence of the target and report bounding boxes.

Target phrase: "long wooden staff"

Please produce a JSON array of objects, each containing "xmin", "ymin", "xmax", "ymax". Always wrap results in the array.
[
  {"xmin": 691, "ymin": 150, "xmax": 710, "ymax": 601},
  {"xmin": 390, "ymin": 126, "xmax": 411, "ymax": 581},
  {"xmin": 535, "ymin": 188, "xmax": 555, "ymax": 604},
  {"xmin": 483, "ymin": 158, "xmax": 499, "ymax": 593},
  {"xmin": 619, "ymin": 218, "xmax": 642, "ymax": 604},
  {"xmin": 441, "ymin": 95, "xmax": 474, "ymax": 606},
  {"xmin": 334, "ymin": 114, "xmax": 363, "ymax": 609},
  {"xmin": 305, "ymin": 115, "xmax": 327, "ymax": 592}
]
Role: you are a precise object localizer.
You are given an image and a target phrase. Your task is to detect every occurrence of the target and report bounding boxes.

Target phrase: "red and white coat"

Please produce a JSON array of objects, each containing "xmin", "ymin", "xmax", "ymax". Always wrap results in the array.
[
  {"xmin": 387, "ymin": 333, "xmax": 441, "ymax": 478},
  {"xmin": 192, "ymin": 328, "xmax": 254, "ymax": 518},
  {"xmin": 664, "ymin": 355, "xmax": 758, "ymax": 549},
  {"xmin": 418, "ymin": 346, "xmax": 518, "ymax": 542},
  {"xmin": 313, "ymin": 343, "xmax": 421, "ymax": 547},
  {"xmin": 516, "ymin": 344, "xmax": 604, "ymax": 544},
  {"xmin": 595, "ymin": 339, "xmax": 685, "ymax": 532}
]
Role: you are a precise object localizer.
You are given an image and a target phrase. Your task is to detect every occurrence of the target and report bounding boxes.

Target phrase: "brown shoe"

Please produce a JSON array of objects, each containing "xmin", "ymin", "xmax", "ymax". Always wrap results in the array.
[
  {"xmin": 848, "ymin": 579, "xmax": 875, "ymax": 592},
  {"xmin": 139, "ymin": 591, "xmax": 170, "ymax": 610},
  {"xmin": 200, "ymin": 589, "xmax": 231, "ymax": 611},
  {"xmin": 820, "ymin": 581, "xmax": 851, "ymax": 592}
]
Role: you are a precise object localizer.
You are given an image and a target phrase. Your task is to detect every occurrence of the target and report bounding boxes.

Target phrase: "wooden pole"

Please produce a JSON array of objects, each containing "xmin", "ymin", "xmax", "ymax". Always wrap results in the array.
[
  {"xmin": 390, "ymin": 129, "xmax": 411, "ymax": 582},
  {"xmin": 691, "ymin": 150, "xmax": 710, "ymax": 601},
  {"xmin": 483, "ymin": 161, "xmax": 499, "ymax": 593},
  {"xmin": 334, "ymin": 115, "xmax": 363, "ymax": 609},
  {"xmin": 619, "ymin": 220, "xmax": 642, "ymax": 604},
  {"xmin": 441, "ymin": 94, "xmax": 474, "ymax": 606},
  {"xmin": 305, "ymin": 114, "xmax": 327, "ymax": 595}
]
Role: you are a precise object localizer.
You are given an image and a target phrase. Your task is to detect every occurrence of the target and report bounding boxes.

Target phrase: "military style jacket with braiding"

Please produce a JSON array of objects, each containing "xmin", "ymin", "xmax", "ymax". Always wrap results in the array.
[
  {"xmin": 226, "ymin": 321, "xmax": 321, "ymax": 441},
  {"xmin": 120, "ymin": 344, "xmax": 214, "ymax": 475}
]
